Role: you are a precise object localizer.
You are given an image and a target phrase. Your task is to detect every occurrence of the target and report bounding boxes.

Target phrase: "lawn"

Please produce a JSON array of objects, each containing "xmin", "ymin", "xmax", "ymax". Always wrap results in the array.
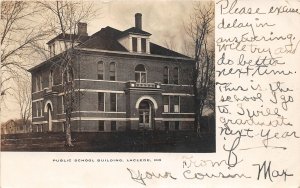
[{"xmin": 1, "ymin": 130, "xmax": 215, "ymax": 153}]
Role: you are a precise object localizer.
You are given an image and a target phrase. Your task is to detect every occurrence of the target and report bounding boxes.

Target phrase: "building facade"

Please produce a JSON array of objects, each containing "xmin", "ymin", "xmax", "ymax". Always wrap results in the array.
[{"xmin": 29, "ymin": 13, "xmax": 195, "ymax": 133}]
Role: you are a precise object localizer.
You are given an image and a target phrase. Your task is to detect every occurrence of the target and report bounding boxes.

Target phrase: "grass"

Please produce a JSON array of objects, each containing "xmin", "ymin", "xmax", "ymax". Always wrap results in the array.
[{"xmin": 1, "ymin": 130, "xmax": 215, "ymax": 152}]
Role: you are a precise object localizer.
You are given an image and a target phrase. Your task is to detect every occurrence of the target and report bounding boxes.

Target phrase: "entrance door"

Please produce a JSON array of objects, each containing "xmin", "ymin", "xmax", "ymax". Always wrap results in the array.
[{"xmin": 138, "ymin": 100, "xmax": 152, "ymax": 129}]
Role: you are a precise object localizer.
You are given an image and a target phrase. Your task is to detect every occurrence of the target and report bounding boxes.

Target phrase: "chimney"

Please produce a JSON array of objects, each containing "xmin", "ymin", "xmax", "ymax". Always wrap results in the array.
[
  {"xmin": 77, "ymin": 22, "xmax": 88, "ymax": 36},
  {"xmin": 135, "ymin": 13, "xmax": 142, "ymax": 30}
]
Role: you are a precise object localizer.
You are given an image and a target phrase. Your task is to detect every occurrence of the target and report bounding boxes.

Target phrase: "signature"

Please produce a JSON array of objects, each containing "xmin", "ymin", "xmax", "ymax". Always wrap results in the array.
[
  {"xmin": 253, "ymin": 161, "xmax": 293, "ymax": 181},
  {"xmin": 126, "ymin": 168, "xmax": 177, "ymax": 186}
]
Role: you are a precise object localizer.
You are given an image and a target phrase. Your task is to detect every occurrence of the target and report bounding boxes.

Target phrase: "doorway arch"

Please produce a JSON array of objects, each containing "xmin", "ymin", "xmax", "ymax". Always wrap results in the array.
[
  {"xmin": 138, "ymin": 99, "xmax": 155, "ymax": 130},
  {"xmin": 44, "ymin": 100, "xmax": 53, "ymax": 132},
  {"xmin": 47, "ymin": 103, "xmax": 52, "ymax": 131}
]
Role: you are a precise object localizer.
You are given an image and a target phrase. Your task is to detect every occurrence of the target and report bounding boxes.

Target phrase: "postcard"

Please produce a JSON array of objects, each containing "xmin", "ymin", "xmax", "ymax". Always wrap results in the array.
[{"xmin": 1, "ymin": 0, "xmax": 299, "ymax": 187}]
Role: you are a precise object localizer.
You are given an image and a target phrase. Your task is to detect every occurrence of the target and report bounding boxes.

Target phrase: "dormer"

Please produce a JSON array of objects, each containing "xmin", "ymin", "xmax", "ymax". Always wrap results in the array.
[
  {"xmin": 118, "ymin": 13, "xmax": 151, "ymax": 54},
  {"xmin": 47, "ymin": 22, "xmax": 89, "ymax": 57}
]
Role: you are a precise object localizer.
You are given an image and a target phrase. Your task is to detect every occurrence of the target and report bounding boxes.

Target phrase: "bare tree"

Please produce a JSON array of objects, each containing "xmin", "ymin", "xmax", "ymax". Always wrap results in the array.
[
  {"xmin": 0, "ymin": 2, "xmax": 48, "ymax": 95},
  {"xmin": 13, "ymin": 75, "xmax": 32, "ymax": 133},
  {"xmin": 185, "ymin": 2, "xmax": 215, "ymax": 134},
  {"xmin": 163, "ymin": 38, "xmax": 177, "ymax": 52},
  {"xmin": 0, "ymin": 1, "xmax": 49, "ymax": 118},
  {"xmin": 39, "ymin": 1, "xmax": 98, "ymax": 146}
]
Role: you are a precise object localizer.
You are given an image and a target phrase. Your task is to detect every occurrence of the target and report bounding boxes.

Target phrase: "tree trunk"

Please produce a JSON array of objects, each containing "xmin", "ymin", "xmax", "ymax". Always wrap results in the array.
[{"xmin": 65, "ymin": 121, "xmax": 73, "ymax": 146}]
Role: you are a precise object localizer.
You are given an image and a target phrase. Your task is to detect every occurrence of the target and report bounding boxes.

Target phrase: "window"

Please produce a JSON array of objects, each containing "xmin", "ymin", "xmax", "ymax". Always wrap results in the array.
[
  {"xmin": 35, "ymin": 101, "xmax": 43, "ymax": 117},
  {"xmin": 36, "ymin": 102, "xmax": 39, "ymax": 117},
  {"xmin": 98, "ymin": 121, "xmax": 104, "ymax": 131},
  {"xmin": 141, "ymin": 38, "xmax": 146, "ymax": 52},
  {"xmin": 109, "ymin": 62, "xmax": 116, "ymax": 81},
  {"xmin": 110, "ymin": 93, "xmax": 116, "ymax": 112},
  {"xmin": 36, "ymin": 76, "xmax": 39, "ymax": 91},
  {"xmin": 67, "ymin": 66, "xmax": 73, "ymax": 82},
  {"xmin": 61, "ymin": 96, "xmax": 64, "ymax": 113},
  {"xmin": 49, "ymin": 45, "xmax": 52, "ymax": 56},
  {"xmin": 175, "ymin": 121, "xmax": 180, "ymax": 130},
  {"xmin": 174, "ymin": 67, "xmax": 179, "ymax": 84},
  {"xmin": 163, "ymin": 66, "xmax": 169, "ymax": 84},
  {"xmin": 39, "ymin": 75, "xmax": 42, "ymax": 90},
  {"xmin": 174, "ymin": 96, "xmax": 180, "ymax": 113},
  {"xmin": 163, "ymin": 96, "xmax": 170, "ymax": 112},
  {"xmin": 52, "ymin": 43, "xmax": 55, "ymax": 55},
  {"xmin": 111, "ymin": 121, "xmax": 116, "ymax": 131},
  {"xmin": 49, "ymin": 70, "xmax": 53, "ymax": 89},
  {"xmin": 135, "ymin": 64, "xmax": 146, "ymax": 83},
  {"xmin": 132, "ymin": 37, "xmax": 137, "ymax": 52},
  {"xmin": 97, "ymin": 61, "xmax": 104, "ymax": 80},
  {"xmin": 35, "ymin": 74, "xmax": 42, "ymax": 91},
  {"xmin": 40, "ymin": 101, "xmax": 43, "ymax": 116},
  {"xmin": 98, "ymin": 93, "xmax": 104, "ymax": 111},
  {"xmin": 164, "ymin": 121, "xmax": 169, "ymax": 131}
]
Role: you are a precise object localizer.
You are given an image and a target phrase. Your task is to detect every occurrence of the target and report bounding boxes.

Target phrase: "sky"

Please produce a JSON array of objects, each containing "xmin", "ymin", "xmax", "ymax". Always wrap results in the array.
[{"xmin": 0, "ymin": 0, "xmax": 211, "ymax": 123}]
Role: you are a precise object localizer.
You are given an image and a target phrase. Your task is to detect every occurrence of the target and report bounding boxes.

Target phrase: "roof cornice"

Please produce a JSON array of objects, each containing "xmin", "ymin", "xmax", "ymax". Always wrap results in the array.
[{"xmin": 76, "ymin": 47, "xmax": 194, "ymax": 61}]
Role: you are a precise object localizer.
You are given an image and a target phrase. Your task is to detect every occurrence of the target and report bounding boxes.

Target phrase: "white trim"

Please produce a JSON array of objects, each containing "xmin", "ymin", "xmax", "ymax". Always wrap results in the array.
[
  {"xmin": 162, "ymin": 93, "xmax": 194, "ymax": 96},
  {"xmin": 162, "ymin": 113, "xmax": 195, "ymax": 115},
  {"xmin": 161, "ymin": 84, "xmax": 192, "ymax": 87},
  {"xmin": 135, "ymin": 96, "xmax": 158, "ymax": 109},
  {"xmin": 44, "ymin": 100, "xmax": 53, "ymax": 112},
  {"xmin": 57, "ymin": 90, "xmax": 125, "ymax": 95},
  {"xmin": 32, "ymin": 121, "xmax": 47, "ymax": 125},
  {"xmin": 74, "ymin": 79, "xmax": 126, "ymax": 83},
  {"xmin": 52, "ymin": 119, "xmax": 65, "ymax": 123},
  {"xmin": 77, "ymin": 48, "xmax": 193, "ymax": 61},
  {"xmin": 32, "ymin": 91, "xmax": 43, "ymax": 95},
  {"xmin": 130, "ymin": 34, "xmax": 150, "ymax": 39},
  {"xmin": 32, "ymin": 116, "xmax": 45, "ymax": 119},
  {"xmin": 73, "ymin": 111, "xmax": 126, "ymax": 114},
  {"xmin": 32, "ymin": 117, "xmax": 194, "ymax": 123},
  {"xmin": 79, "ymin": 89, "xmax": 125, "ymax": 94},
  {"xmin": 155, "ymin": 118, "xmax": 194, "ymax": 121},
  {"xmin": 72, "ymin": 117, "xmax": 138, "ymax": 121},
  {"xmin": 32, "ymin": 98, "xmax": 44, "ymax": 102},
  {"xmin": 55, "ymin": 111, "xmax": 127, "ymax": 115}
]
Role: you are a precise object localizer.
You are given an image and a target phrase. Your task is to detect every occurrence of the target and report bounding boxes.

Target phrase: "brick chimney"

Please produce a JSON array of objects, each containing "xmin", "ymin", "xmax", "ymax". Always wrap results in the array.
[
  {"xmin": 135, "ymin": 13, "xmax": 142, "ymax": 30},
  {"xmin": 77, "ymin": 22, "xmax": 88, "ymax": 36}
]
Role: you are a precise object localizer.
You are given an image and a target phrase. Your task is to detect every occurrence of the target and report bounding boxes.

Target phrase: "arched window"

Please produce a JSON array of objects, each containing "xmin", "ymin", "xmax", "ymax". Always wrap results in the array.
[
  {"xmin": 173, "ymin": 67, "xmax": 179, "ymax": 84},
  {"xmin": 135, "ymin": 64, "xmax": 146, "ymax": 83},
  {"xmin": 163, "ymin": 66, "xmax": 169, "ymax": 84},
  {"xmin": 109, "ymin": 62, "xmax": 116, "ymax": 81},
  {"xmin": 97, "ymin": 61, "xmax": 104, "ymax": 80}
]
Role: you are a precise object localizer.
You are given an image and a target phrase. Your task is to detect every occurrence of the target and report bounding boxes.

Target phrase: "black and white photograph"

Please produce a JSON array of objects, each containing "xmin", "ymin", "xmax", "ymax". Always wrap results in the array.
[
  {"xmin": 0, "ymin": 0, "xmax": 215, "ymax": 152},
  {"xmin": 2, "ymin": 0, "xmax": 300, "ymax": 188}
]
